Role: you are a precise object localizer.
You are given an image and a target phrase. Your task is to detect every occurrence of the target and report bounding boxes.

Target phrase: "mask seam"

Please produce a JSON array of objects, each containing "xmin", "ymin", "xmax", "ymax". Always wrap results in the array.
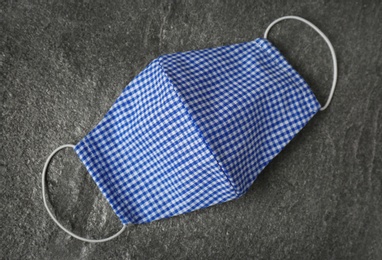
[{"xmin": 157, "ymin": 57, "xmax": 242, "ymax": 197}]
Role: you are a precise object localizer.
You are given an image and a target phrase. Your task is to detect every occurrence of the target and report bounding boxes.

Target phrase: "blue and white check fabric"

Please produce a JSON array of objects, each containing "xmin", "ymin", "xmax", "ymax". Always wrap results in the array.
[{"xmin": 74, "ymin": 38, "xmax": 321, "ymax": 224}]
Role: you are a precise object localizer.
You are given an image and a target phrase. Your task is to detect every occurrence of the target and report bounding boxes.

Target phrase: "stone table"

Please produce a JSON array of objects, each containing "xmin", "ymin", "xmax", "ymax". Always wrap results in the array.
[{"xmin": 1, "ymin": 1, "xmax": 381, "ymax": 259}]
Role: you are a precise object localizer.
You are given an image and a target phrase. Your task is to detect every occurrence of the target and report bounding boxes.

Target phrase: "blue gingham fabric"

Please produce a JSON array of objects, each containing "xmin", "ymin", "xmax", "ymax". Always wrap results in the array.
[{"xmin": 74, "ymin": 38, "xmax": 321, "ymax": 224}]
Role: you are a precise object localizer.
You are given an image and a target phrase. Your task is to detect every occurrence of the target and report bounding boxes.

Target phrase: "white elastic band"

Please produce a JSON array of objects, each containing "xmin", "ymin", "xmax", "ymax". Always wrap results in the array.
[
  {"xmin": 42, "ymin": 144, "xmax": 127, "ymax": 243},
  {"xmin": 264, "ymin": 15, "xmax": 338, "ymax": 111}
]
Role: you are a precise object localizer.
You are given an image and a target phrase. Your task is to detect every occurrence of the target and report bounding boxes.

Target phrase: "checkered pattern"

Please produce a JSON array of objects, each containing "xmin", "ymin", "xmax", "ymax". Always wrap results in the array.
[{"xmin": 75, "ymin": 38, "xmax": 321, "ymax": 224}]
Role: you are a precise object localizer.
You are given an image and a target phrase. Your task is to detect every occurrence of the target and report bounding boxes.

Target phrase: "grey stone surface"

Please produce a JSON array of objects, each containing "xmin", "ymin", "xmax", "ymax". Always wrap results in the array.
[{"xmin": 1, "ymin": 0, "xmax": 381, "ymax": 259}]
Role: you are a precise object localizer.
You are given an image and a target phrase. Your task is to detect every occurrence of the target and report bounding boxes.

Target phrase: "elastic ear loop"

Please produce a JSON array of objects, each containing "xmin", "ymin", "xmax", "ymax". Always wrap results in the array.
[
  {"xmin": 42, "ymin": 144, "xmax": 127, "ymax": 243},
  {"xmin": 264, "ymin": 16, "xmax": 338, "ymax": 111}
]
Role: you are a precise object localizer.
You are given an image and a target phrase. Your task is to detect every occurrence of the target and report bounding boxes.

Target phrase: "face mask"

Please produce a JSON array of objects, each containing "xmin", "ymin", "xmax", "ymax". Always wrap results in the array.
[{"xmin": 42, "ymin": 16, "xmax": 338, "ymax": 243}]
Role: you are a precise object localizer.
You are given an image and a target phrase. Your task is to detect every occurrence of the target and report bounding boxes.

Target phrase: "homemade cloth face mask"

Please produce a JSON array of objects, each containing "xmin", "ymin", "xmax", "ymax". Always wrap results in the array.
[{"xmin": 42, "ymin": 16, "xmax": 338, "ymax": 243}]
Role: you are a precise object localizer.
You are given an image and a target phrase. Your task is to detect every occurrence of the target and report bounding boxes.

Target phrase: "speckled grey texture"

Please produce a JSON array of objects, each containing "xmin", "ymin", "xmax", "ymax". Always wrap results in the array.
[{"xmin": 1, "ymin": 0, "xmax": 381, "ymax": 259}]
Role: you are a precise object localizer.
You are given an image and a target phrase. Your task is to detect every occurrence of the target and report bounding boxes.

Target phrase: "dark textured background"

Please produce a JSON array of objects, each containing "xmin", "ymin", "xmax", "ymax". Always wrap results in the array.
[{"xmin": 1, "ymin": 0, "xmax": 381, "ymax": 259}]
